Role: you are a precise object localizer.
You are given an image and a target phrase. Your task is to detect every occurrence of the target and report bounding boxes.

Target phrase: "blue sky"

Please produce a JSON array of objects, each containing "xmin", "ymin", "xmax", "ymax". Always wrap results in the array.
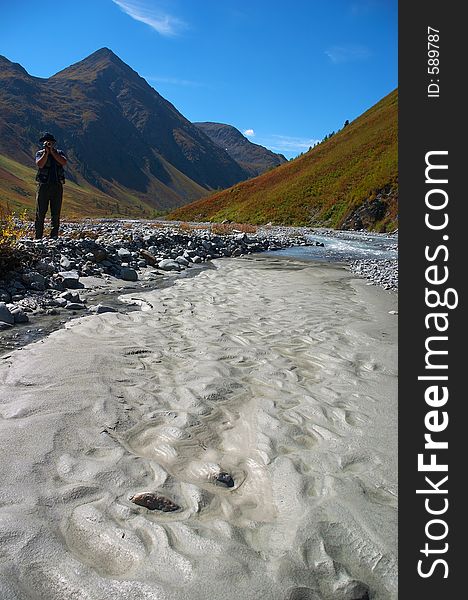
[{"xmin": 1, "ymin": 0, "xmax": 397, "ymax": 158}]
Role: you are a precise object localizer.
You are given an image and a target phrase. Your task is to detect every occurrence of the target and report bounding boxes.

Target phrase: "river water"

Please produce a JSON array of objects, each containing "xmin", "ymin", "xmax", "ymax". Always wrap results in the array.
[{"xmin": 265, "ymin": 231, "xmax": 398, "ymax": 263}]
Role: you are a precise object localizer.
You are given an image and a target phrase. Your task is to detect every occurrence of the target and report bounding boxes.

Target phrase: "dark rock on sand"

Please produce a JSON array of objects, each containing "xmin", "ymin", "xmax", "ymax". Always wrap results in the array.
[
  {"xmin": 216, "ymin": 472, "xmax": 235, "ymax": 488},
  {"xmin": 130, "ymin": 492, "xmax": 180, "ymax": 512},
  {"xmin": 88, "ymin": 304, "xmax": 117, "ymax": 314}
]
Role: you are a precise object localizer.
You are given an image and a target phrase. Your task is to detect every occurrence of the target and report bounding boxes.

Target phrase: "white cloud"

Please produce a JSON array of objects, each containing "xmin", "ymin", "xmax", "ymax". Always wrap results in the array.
[
  {"xmin": 243, "ymin": 129, "xmax": 255, "ymax": 137},
  {"xmin": 111, "ymin": 0, "xmax": 186, "ymax": 36},
  {"xmin": 325, "ymin": 44, "xmax": 371, "ymax": 64}
]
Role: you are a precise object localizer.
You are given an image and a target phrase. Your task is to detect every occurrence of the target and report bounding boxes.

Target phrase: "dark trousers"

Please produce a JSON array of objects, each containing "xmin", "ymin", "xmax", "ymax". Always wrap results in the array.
[{"xmin": 35, "ymin": 183, "xmax": 63, "ymax": 239}]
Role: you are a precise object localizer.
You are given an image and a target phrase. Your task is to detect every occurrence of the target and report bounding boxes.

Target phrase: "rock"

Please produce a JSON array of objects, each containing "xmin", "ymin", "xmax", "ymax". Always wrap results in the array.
[
  {"xmin": 235, "ymin": 232, "xmax": 249, "ymax": 242},
  {"xmin": 36, "ymin": 261, "xmax": 55, "ymax": 274},
  {"xmin": 30, "ymin": 281, "xmax": 47, "ymax": 291},
  {"xmin": 0, "ymin": 321, "xmax": 13, "ymax": 331},
  {"xmin": 60, "ymin": 255, "xmax": 72, "ymax": 269},
  {"xmin": 53, "ymin": 297, "xmax": 68, "ymax": 308},
  {"xmin": 117, "ymin": 248, "xmax": 132, "ymax": 260},
  {"xmin": 215, "ymin": 472, "xmax": 235, "ymax": 488},
  {"xmin": 22, "ymin": 272, "xmax": 46, "ymax": 288},
  {"xmin": 130, "ymin": 492, "xmax": 180, "ymax": 512},
  {"xmin": 59, "ymin": 290, "xmax": 81, "ymax": 302},
  {"xmin": 191, "ymin": 255, "xmax": 202, "ymax": 264},
  {"xmin": 140, "ymin": 249, "xmax": 158, "ymax": 266},
  {"xmin": 10, "ymin": 307, "xmax": 29, "ymax": 323},
  {"xmin": 0, "ymin": 302, "xmax": 14, "ymax": 325},
  {"xmin": 65, "ymin": 302, "xmax": 86, "ymax": 310},
  {"xmin": 158, "ymin": 259, "xmax": 181, "ymax": 272},
  {"xmin": 58, "ymin": 270, "xmax": 81, "ymax": 289},
  {"xmin": 120, "ymin": 267, "xmax": 138, "ymax": 281},
  {"xmin": 90, "ymin": 248, "xmax": 107, "ymax": 262},
  {"xmin": 89, "ymin": 304, "xmax": 117, "ymax": 314},
  {"xmin": 175, "ymin": 256, "xmax": 190, "ymax": 266}
]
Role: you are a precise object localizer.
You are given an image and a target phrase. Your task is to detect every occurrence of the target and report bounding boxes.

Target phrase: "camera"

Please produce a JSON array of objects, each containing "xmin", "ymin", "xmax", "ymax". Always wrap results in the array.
[{"xmin": 43, "ymin": 141, "xmax": 52, "ymax": 148}]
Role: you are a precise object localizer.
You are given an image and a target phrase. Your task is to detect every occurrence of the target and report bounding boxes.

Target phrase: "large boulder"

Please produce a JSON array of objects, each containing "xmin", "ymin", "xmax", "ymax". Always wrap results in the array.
[
  {"xmin": 0, "ymin": 302, "xmax": 14, "ymax": 325},
  {"xmin": 120, "ymin": 267, "xmax": 138, "ymax": 281},
  {"xmin": 58, "ymin": 270, "xmax": 82, "ymax": 289},
  {"xmin": 158, "ymin": 259, "xmax": 181, "ymax": 272}
]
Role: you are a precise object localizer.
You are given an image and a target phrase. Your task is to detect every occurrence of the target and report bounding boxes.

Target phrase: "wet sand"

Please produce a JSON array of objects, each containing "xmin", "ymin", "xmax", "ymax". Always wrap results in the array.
[{"xmin": 0, "ymin": 257, "xmax": 397, "ymax": 600}]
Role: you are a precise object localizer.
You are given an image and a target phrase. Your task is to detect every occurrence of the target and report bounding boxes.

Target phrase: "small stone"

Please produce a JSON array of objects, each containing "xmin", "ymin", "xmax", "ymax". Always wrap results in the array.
[
  {"xmin": 130, "ymin": 492, "xmax": 180, "ymax": 512},
  {"xmin": 140, "ymin": 249, "xmax": 158, "ymax": 265},
  {"xmin": 89, "ymin": 304, "xmax": 117, "ymax": 314},
  {"xmin": 60, "ymin": 255, "xmax": 72, "ymax": 269},
  {"xmin": 59, "ymin": 290, "xmax": 80, "ymax": 302},
  {"xmin": 216, "ymin": 472, "xmax": 235, "ymax": 488},
  {"xmin": 118, "ymin": 248, "xmax": 132, "ymax": 260},
  {"xmin": 65, "ymin": 302, "xmax": 86, "ymax": 310}
]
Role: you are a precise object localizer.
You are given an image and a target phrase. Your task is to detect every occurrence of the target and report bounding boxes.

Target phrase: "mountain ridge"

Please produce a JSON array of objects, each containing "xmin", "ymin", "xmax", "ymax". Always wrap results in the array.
[
  {"xmin": 0, "ymin": 48, "xmax": 257, "ymax": 213},
  {"xmin": 195, "ymin": 122, "xmax": 287, "ymax": 177}
]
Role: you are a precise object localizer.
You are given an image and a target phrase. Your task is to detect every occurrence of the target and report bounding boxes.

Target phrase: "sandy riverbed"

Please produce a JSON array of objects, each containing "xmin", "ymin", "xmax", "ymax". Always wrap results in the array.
[{"xmin": 0, "ymin": 256, "xmax": 397, "ymax": 600}]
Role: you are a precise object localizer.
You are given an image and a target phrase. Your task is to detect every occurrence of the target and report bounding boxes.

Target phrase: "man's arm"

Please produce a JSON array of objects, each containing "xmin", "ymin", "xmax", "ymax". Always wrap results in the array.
[
  {"xmin": 36, "ymin": 148, "xmax": 48, "ymax": 168},
  {"xmin": 50, "ymin": 147, "xmax": 67, "ymax": 166}
]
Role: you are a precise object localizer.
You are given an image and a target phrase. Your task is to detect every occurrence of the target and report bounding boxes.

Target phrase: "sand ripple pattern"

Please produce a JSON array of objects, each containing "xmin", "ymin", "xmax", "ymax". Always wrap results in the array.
[{"xmin": 0, "ymin": 257, "xmax": 397, "ymax": 600}]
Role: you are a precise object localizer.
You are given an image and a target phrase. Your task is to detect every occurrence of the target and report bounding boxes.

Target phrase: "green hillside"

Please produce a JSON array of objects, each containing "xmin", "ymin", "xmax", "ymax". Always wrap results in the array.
[{"xmin": 168, "ymin": 89, "xmax": 398, "ymax": 231}]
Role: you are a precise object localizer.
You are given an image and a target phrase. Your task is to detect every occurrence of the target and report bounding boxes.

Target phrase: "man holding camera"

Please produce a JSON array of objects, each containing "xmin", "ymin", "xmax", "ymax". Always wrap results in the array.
[{"xmin": 34, "ymin": 132, "xmax": 67, "ymax": 239}]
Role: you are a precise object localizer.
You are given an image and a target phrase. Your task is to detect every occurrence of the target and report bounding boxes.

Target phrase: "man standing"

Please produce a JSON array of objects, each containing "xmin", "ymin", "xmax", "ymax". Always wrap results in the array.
[{"xmin": 35, "ymin": 132, "xmax": 67, "ymax": 239}]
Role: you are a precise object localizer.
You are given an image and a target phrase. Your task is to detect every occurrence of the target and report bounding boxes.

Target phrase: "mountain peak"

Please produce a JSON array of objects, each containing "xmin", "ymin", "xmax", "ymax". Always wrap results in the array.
[
  {"xmin": 84, "ymin": 47, "xmax": 122, "ymax": 64},
  {"xmin": 51, "ymin": 47, "xmax": 137, "ymax": 81}
]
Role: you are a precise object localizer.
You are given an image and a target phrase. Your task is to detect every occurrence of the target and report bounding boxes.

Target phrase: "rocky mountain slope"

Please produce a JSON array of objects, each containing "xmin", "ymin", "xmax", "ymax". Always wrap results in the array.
[
  {"xmin": 195, "ymin": 122, "xmax": 286, "ymax": 177},
  {"xmin": 0, "ymin": 48, "xmax": 252, "ymax": 214}
]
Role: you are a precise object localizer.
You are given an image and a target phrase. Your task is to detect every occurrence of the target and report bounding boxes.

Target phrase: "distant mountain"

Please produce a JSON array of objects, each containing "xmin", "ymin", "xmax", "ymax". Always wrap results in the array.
[
  {"xmin": 169, "ymin": 90, "xmax": 398, "ymax": 231},
  {"xmin": 0, "ymin": 48, "xmax": 251, "ymax": 214},
  {"xmin": 195, "ymin": 122, "xmax": 287, "ymax": 177}
]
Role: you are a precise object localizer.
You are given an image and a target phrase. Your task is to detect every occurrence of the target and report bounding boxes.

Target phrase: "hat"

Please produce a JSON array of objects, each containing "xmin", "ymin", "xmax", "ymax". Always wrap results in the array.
[{"xmin": 39, "ymin": 132, "xmax": 56, "ymax": 143}]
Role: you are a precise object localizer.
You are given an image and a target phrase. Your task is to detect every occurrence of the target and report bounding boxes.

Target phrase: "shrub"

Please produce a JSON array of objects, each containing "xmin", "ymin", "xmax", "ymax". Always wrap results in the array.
[{"xmin": 0, "ymin": 208, "xmax": 33, "ymax": 275}]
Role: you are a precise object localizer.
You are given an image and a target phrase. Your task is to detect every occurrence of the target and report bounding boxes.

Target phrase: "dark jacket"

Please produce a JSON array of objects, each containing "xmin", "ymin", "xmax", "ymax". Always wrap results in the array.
[{"xmin": 35, "ymin": 149, "xmax": 67, "ymax": 184}]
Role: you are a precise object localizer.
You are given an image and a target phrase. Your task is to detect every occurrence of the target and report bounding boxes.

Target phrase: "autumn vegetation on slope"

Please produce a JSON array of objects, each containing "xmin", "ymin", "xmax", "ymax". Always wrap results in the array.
[{"xmin": 168, "ymin": 89, "xmax": 398, "ymax": 231}]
